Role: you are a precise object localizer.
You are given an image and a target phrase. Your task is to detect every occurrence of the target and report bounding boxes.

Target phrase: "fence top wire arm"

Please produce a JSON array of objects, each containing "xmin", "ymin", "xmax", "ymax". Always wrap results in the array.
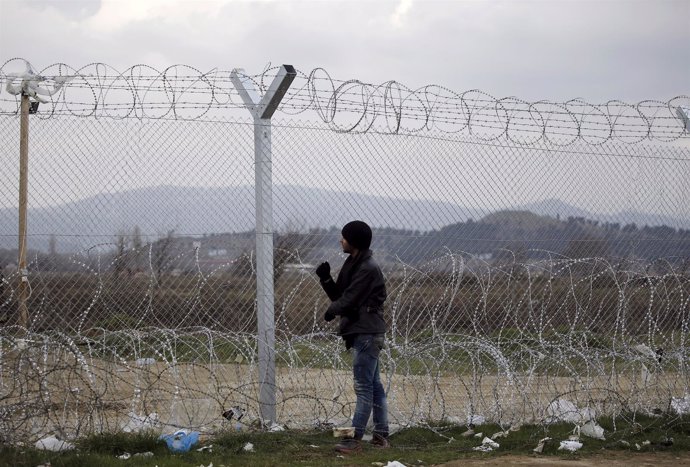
[{"xmin": 231, "ymin": 65, "xmax": 297, "ymax": 119}]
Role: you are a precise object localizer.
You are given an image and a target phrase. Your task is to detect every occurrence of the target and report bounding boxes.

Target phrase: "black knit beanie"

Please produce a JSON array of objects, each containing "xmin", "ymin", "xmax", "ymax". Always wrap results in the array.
[{"xmin": 341, "ymin": 220, "xmax": 372, "ymax": 251}]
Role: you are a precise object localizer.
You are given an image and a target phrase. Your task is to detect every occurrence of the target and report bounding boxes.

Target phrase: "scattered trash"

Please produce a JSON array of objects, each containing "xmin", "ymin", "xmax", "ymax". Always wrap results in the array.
[
  {"xmin": 333, "ymin": 427, "xmax": 355, "ymax": 438},
  {"xmin": 460, "ymin": 428, "xmax": 474, "ymax": 437},
  {"xmin": 659, "ymin": 437, "xmax": 674, "ymax": 447},
  {"xmin": 671, "ymin": 394, "xmax": 690, "ymax": 415},
  {"xmin": 308, "ymin": 444, "xmax": 320, "ymax": 448},
  {"xmin": 533, "ymin": 437, "xmax": 551, "ymax": 453},
  {"xmin": 116, "ymin": 451, "xmax": 154, "ymax": 459},
  {"xmin": 243, "ymin": 442, "xmax": 254, "ymax": 452},
  {"xmin": 160, "ymin": 430, "xmax": 200, "ymax": 453},
  {"xmin": 384, "ymin": 462, "xmax": 407, "ymax": 467},
  {"xmin": 372, "ymin": 463, "xmax": 385, "ymax": 467},
  {"xmin": 642, "ymin": 440, "xmax": 651, "ymax": 446},
  {"xmin": 222, "ymin": 406, "xmax": 245, "ymax": 422},
  {"xmin": 135, "ymin": 357, "xmax": 156, "ymax": 366},
  {"xmin": 635, "ymin": 443, "xmax": 641, "ymax": 450},
  {"xmin": 473, "ymin": 445, "xmax": 493, "ymax": 452},
  {"xmin": 619, "ymin": 440, "xmax": 630, "ymax": 447},
  {"xmin": 122, "ymin": 411, "xmax": 160, "ymax": 433},
  {"xmin": 447, "ymin": 437, "xmax": 455, "ymax": 444},
  {"xmin": 491, "ymin": 430, "xmax": 509, "ymax": 440},
  {"xmin": 580, "ymin": 420, "xmax": 605, "ymax": 440},
  {"xmin": 473, "ymin": 432, "xmax": 483, "ymax": 438},
  {"xmin": 558, "ymin": 440, "xmax": 583, "ymax": 452},
  {"xmin": 467, "ymin": 414, "xmax": 485, "ymax": 425},
  {"xmin": 197, "ymin": 445, "xmax": 213, "ymax": 452},
  {"xmin": 482, "ymin": 437, "xmax": 499, "ymax": 449},
  {"xmin": 268, "ymin": 422, "xmax": 285, "ymax": 432},
  {"xmin": 473, "ymin": 436, "xmax": 500, "ymax": 452},
  {"xmin": 196, "ymin": 463, "xmax": 213, "ymax": 467},
  {"xmin": 509, "ymin": 424, "xmax": 522, "ymax": 432},
  {"xmin": 545, "ymin": 398, "xmax": 595, "ymax": 424},
  {"xmin": 35, "ymin": 436, "xmax": 75, "ymax": 452}
]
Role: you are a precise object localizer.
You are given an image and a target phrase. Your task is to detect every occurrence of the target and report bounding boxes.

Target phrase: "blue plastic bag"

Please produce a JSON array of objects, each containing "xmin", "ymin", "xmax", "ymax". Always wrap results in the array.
[{"xmin": 159, "ymin": 430, "xmax": 200, "ymax": 453}]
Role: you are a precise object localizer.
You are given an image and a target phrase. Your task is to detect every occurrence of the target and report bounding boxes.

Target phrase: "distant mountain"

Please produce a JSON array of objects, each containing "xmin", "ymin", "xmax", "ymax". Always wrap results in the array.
[
  {"xmin": 0, "ymin": 186, "xmax": 686, "ymax": 253},
  {"xmin": 517, "ymin": 199, "xmax": 592, "ymax": 220},
  {"xmin": 0, "ymin": 185, "xmax": 480, "ymax": 252},
  {"xmin": 516, "ymin": 198, "xmax": 689, "ymax": 230}
]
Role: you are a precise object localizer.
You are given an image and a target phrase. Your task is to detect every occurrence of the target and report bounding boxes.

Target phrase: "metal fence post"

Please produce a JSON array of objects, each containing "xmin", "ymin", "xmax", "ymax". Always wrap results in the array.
[{"xmin": 231, "ymin": 65, "xmax": 296, "ymax": 425}]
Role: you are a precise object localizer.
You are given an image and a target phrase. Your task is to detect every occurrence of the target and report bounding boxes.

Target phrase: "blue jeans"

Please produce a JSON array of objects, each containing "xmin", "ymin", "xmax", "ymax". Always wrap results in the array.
[{"xmin": 351, "ymin": 333, "xmax": 388, "ymax": 439}]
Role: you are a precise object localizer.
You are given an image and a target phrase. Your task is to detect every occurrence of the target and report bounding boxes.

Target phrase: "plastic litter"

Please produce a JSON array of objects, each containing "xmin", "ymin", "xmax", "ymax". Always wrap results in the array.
[
  {"xmin": 671, "ymin": 394, "xmax": 690, "ymax": 415},
  {"xmin": 196, "ymin": 445, "xmax": 213, "ymax": 452},
  {"xmin": 243, "ymin": 442, "xmax": 254, "ymax": 452},
  {"xmin": 473, "ymin": 436, "xmax": 499, "ymax": 452},
  {"xmin": 117, "ymin": 452, "xmax": 131, "ymax": 459},
  {"xmin": 533, "ymin": 437, "xmax": 551, "ymax": 453},
  {"xmin": 460, "ymin": 428, "xmax": 474, "ymax": 437},
  {"xmin": 545, "ymin": 398, "xmax": 595, "ymax": 424},
  {"xmin": 558, "ymin": 440, "xmax": 583, "ymax": 452},
  {"xmin": 580, "ymin": 420, "xmax": 605, "ymax": 440},
  {"xmin": 160, "ymin": 430, "xmax": 200, "ymax": 453},
  {"xmin": 35, "ymin": 435, "xmax": 75, "ymax": 451},
  {"xmin": 268, "ymin": 422, "xmax": 285, "ymax": 432},
  {"xmin": 473, "ymin": 432, "xmax": 483, "ymax": 438},
  {"xmin": 222, "ymin": 406, "xmax": 245, "ymax": 421},
  {"xmin": 467, "ymin": 414, "xmax": 485, "ymax": 425},
  {"xmin": 481, "ymin": 437, "xmax": 499, "ymax": 449},
  {"xmin": 384, "ymin": 462, "xmax": 407, "ymax": 467},
  {"xmin": 491, "ymin": 430, "xmax": 509, "ymax": 440},
  {"xmin": 134, "ymin": 451, "xmax": 154, "ymax": 457}
]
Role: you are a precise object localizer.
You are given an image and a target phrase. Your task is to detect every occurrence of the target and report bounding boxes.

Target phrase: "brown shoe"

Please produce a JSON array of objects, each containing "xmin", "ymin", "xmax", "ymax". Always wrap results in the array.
[
  {"xmin": 371, "ymin": 433, "xmax": 390, "ymax": 448},
  {"xmin": 335, "ymin": 437, "xmax": 362, "ymax": 454}
]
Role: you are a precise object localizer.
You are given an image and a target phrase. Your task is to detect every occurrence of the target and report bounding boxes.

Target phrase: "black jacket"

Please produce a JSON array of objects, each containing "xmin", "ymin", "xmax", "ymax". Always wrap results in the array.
[{"xmin": 320, "ymin": 249, "xmax": 387, "ymax": 339}]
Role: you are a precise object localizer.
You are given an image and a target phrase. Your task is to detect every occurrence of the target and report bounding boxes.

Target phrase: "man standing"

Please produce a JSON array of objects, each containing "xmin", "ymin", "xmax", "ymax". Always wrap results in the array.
[{"xmin": 315, "ymin": 220, "xmax": 390, "ymax": 454}]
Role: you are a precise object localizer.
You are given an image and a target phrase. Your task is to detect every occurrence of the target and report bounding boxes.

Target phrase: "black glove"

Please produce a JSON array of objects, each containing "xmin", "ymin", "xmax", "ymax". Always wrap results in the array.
[
  {"xmin": 324, "ymin": 310, "xmax": 336, "ymax": 322},
  {"xmin": 315, "ymin": 261, "xmax": 331, "ymax": 281}
]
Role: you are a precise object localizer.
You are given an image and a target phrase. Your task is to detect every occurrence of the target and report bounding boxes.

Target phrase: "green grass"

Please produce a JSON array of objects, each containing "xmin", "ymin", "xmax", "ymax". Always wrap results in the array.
[{"xmin": 2, "ymin": 415, "xmax": 689, "ymax": 467}]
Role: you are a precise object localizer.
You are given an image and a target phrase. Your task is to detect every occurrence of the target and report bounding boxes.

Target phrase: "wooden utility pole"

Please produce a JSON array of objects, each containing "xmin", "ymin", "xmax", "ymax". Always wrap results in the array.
[{"xmin": 18, "ymin": 94, "xmax": 29, "ymax": 329}]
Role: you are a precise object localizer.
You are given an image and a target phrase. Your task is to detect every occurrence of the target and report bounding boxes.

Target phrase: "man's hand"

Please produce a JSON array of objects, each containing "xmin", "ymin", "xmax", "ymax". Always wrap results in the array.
[
  {"xmin": 315, "ymin": 261, "xmax": 331, "ymax": 281},
  {"xmin": 324, "ymin": 310, "xmax": 336, "ymax": 322}
]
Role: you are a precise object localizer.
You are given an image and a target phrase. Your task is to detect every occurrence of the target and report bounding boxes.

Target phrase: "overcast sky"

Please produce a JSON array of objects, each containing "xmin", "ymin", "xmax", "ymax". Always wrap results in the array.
[{"xmin": 1, "ymin": 0, "xmax": 688, "ymax": 103}]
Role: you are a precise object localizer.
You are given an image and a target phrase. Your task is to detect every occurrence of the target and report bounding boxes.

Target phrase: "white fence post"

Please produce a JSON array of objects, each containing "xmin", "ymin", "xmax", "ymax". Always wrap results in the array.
[{"xmin": 231, "ymin": 65, "xmax": 296, "ymax": 424}]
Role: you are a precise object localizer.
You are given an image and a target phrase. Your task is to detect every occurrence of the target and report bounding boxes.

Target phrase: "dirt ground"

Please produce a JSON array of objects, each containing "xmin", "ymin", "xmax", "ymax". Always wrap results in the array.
[{"xmin": 437, "ymin": 451, "xmax": 690, "ymax": 466}]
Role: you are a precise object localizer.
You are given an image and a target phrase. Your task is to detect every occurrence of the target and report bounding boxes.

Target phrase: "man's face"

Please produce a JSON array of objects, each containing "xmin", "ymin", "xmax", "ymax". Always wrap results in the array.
[{"xmin": 340, "ymin": 237, "xmax": 353, "ymax": 254}]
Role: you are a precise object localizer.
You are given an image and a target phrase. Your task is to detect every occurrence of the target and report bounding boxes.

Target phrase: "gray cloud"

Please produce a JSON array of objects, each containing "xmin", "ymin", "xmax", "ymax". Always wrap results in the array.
[{"xmin": 1, "ymin": 0, "xmax": 688, "ymax": 102}]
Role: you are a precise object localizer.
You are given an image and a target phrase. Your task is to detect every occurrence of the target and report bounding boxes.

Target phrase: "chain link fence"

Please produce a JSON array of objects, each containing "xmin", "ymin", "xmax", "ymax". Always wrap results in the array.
[{"xmin": 0, "ymin": 60, "xmax": 689, "ymax": 442}]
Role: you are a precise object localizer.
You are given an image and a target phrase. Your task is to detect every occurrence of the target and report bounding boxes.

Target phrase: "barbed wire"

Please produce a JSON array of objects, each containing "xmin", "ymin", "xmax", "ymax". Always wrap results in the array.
[
  {"xmin": 1, "ymin": 58, "xmax": 687, "ymax": 146},
  {"xmin": 0, "ymin": 250, "xmax": 688, "ymax": 443}
]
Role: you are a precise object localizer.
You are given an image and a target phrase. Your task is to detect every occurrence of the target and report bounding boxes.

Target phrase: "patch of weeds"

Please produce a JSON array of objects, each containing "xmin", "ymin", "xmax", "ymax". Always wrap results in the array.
[{"xmin": 77, "ymin": 430, "xmax": 165, "ymax": 456}]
